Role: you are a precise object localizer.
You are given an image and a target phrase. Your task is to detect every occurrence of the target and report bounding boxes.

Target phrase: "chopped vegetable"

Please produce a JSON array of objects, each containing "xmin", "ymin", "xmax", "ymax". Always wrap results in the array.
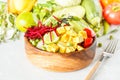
[
  {"xmin": 97, "ymin": 42, "xmax": 102, "ymax": 47},
  {"xmin": 83, "ymin": 27, "xmax": 95, "ymax": 48},
  {"xmin": 109, "ymin": 35, "xmax": 114, "ymax": 40},
  {"xmin": 84, "ymin": 38, "xmax": 93, "ymax": 48},
  {"xmin": 25, "ymin": 21, "xmax": 58, "ymax": 44},
  {"xmin": 84, "ymin": 28, "xmax": 95, "ymax": 38}
]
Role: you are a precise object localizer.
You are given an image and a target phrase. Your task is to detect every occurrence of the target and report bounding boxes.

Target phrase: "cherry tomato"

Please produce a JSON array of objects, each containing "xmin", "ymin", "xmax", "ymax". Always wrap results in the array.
[{"xmin": 103, "ymin": 2, "xmax": 120, "ymax": 25}]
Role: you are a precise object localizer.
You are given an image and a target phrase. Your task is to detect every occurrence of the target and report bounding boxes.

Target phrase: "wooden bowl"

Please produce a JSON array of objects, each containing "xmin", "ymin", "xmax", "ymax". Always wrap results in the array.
[{"xmin": 24, "ymin": 37, "xmax": 96, "ymax": 72}]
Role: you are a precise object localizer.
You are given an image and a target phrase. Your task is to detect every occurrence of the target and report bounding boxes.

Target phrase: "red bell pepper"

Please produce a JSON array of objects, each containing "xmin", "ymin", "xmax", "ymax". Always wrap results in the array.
[{"xmin": 84, "ymin": 38, "xmax": 93, "ymax": 48}]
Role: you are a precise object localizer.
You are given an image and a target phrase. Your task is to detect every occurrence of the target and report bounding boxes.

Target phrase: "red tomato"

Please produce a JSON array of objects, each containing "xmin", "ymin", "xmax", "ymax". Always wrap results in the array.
[{"xmin": 103, "ymin": 2, "xmax": 120, "ymax": 25}]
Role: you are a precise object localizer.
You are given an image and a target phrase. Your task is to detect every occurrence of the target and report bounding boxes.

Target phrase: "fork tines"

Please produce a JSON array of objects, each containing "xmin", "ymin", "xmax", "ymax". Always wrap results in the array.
[{"xmin": 104, "ymin": 39, "xmax": 118, "ymax": 53}]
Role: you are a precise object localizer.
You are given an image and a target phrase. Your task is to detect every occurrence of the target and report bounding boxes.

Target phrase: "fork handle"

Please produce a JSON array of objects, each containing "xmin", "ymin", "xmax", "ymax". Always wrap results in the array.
[
  {"xmin": 85, "ymin": 61, "xmax": 101, "ymax": 80},
  {"xmin": 85, "ymin": 54, "xmax": 108, "ymax": 80}
]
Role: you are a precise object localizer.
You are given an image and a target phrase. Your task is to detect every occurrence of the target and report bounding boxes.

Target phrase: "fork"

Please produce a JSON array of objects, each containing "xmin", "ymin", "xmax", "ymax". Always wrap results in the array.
[{"xmin": 85, "ymin": 39, "xmax": 118, "ymax": 80}]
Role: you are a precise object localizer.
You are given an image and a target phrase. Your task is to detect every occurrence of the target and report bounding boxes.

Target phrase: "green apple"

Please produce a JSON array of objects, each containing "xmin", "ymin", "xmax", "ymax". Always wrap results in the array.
[{"xmin": 15, "ymin": 12, "xmax": 36, "ymax": 32}]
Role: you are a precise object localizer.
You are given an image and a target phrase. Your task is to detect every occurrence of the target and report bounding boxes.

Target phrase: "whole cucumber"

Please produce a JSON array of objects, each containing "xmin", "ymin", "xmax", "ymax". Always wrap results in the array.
[{"xmin": 82, "ymin": 0, "xmax": 102, "ymax": 26}]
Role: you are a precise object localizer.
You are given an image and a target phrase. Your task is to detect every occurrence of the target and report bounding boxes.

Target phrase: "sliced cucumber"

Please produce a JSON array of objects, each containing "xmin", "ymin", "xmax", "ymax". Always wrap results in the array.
[
  {"xmin": 36, "ymin": 40, "xmax": 46, "ymax": 50},
  {"xmin": 53, "ymin": 6, "xmax": 85, "ymax": 19},
  {"xmin": 43, "ymin": 31, "xmax": 59, "ymax": 44},
  {"xmin": 55, "ymin": 0, "xmax": 81, "ymax": 7},
  {"xmin": 44, "ymin": 6, "xmax": 85, "ymax": 25}
]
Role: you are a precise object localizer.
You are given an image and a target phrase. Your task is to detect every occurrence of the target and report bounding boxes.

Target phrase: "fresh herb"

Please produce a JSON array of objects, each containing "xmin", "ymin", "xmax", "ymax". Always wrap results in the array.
[
  {"xmin": 33, "ymin": 1, "xmax": 59, "ymax": 22},
  {"xmin": 0, "ymin": 2, "xmax": 20, "ymax": 43}
]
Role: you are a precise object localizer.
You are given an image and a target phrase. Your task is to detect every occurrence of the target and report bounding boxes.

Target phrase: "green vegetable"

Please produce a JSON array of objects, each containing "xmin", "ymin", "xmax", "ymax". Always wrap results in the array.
[
  {"xmin": 30, "ymin": 39, "xmax": 37, "ymax": 46},
  {"xmin": 103, "ymin": 20, "xmax": 110, "ymax": 35},
  {"xmin": 33, "ymin": 1, "xmax": 59, "ymax": 22},
  {"xmin": 43, "ymin": 31, "xmax": 59, "ymax": 44},
  {"xmin": 82, "ymin": 0, "xmax": 102, "ymax": 26},
  {"xmin": 53, "ymin": 5, "xmax": 85, "ymax": 19},
  {"xmin": 44, "ymin": 6, "xmax": 85, "ymax": 25},
  {"xmin": 98, "ymin": 43, "xmax": 102, "ymax": 47},
  {"xmin": 54, "ymin": 0, "xmax": 81, "ymax": 7},
  {"xmin": 0, "ymin": 1, "xmax": 20, "ymax": 43},
  {"xmin": 109, "ymin": 29, "xmax": 118, "ymax": 34},
  {"xmin": 69, "ymin": 18, "xmax": 89, "ymax": 33},
  {"xmin": 109, "ymin": 35, "xmax": 114, "ymax": 40}
]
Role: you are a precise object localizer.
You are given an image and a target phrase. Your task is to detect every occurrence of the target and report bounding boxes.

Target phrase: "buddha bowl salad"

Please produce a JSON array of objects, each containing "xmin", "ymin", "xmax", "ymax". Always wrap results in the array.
[
  {"xmin": 22, "ymin": 0, "xmax": 99, "ymax": 53},
  {"xmin": 25, "ymin": 16, "xmax": 95, "ymax": 53}
]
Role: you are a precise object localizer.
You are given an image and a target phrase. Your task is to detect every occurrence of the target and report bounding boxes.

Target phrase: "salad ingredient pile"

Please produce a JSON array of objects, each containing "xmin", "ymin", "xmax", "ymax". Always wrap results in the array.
[{"xmin": 25, "ymin": 17, "xmax": 95, "ymax": 53}]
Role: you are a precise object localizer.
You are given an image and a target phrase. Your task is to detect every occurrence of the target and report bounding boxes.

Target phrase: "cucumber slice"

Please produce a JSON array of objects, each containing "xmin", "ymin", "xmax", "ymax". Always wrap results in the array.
[
  {"xmin": 36, "ymin": 40, "xmax": 46, "ymax": 50},
  {"xmin": 43, "ymin": 31, "xmax": 59, "ymax": 44},
  {"xmin": 55, "ymin": 0, "xmax": 81, "ymax": 7},
  {"xmin": 44, "ymin": 6, "xmax": 85, "ymax": 25},
  {"xmin": 53, "ymin": 6, "xmax": 85, "ymax": 19}
]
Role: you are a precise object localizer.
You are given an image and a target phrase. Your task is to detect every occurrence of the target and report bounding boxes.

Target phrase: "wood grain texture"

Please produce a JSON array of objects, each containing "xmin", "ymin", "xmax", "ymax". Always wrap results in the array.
[{"xmin": 24, "ymin": 37, "xmax": 96, "ymax": 72}]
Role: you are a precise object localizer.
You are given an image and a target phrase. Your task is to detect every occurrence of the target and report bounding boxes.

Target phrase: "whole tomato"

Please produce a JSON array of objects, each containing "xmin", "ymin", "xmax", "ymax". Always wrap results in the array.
[{"xmin": 103, "ymin": 2, "xmax": 120, "ymax": 25}]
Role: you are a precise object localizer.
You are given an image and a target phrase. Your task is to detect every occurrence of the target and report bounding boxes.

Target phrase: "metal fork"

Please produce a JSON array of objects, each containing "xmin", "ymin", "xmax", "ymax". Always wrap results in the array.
[{"xmin": 85, "ymin": 39, "xmax": 118, "ymax": 80}]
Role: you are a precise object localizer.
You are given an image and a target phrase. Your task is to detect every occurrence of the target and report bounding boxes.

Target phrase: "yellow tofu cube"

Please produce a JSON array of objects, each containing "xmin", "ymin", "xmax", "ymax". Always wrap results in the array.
[
  {"xmin": 78, "ymin": 31, "xmax": 87, "ymax": 39},
  {"xmin": 73, "ymin": 36, "xmax": 84, "ymax": 43},
  {"xmin": 77, "ymin": 45, "xmax": 84, "ymax": 51},
  {"xmin": 66, "ymin": 46, "xmax": 76, "ymax": 53},
  {"xmin": 66, "ymin": 42, "xmax": 73, "ymax": 47},
  {"xmin": 56, "ymin": 27, "xmax": 66, "ymax": 35},
  {"xmin": 60, "ymin": 33, "xmax": 70, "ymax": 42},
  {"xmin": 57, "ymin": 42, "xmax": 66, "ymax": 53},
  {"xmin": 44, "ymin": 44, "xmax": 59, "ymax": 53},
  {"xmin": 66, "ymin": 29, "xmax": 77, "ymax": 37},
  {"xmin": 59, "ymin": 47, "xmax": 66, "ymax": 53},
  {"xmin": 64, "ymin": 26, "xmax": 71, "ymax": 31}
]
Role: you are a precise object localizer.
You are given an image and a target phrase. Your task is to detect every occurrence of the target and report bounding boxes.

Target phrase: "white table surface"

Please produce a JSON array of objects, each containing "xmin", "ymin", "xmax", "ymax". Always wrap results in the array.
[{"xmin": 1, "ymin": 0, "xmax": 120, "ymax": 80}]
